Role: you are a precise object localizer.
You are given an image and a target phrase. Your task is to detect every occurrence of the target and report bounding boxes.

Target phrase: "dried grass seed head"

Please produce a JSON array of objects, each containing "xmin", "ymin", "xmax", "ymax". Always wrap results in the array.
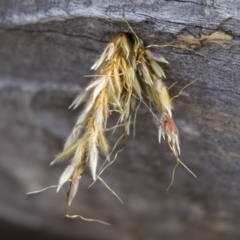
[{"xmin": 51, "ymin": 27, "xmax": 195, "ymax": 219}]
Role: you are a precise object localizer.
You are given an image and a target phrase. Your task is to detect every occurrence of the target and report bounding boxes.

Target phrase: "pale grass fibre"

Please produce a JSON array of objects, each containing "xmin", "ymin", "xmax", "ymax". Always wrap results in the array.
[{"xmin": 49, "ymin": 25, "xmax": 196, "ymax": 222}]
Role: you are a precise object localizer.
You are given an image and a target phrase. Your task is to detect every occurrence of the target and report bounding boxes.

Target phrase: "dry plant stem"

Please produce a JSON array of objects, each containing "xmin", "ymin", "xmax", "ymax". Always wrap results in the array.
[
  {"xmin": 89, "ymin": 132, "xmax": 128, "ymax": 189},
  {"xmin": 98, "ymin": 177, "xmax": 123, "ymax": 204},
  {"xmin": 65, "ymin": 203, "xmax": 110, "ymax": 226},
  {"xmin": 51, "ymin": 25, "xmax": 196, "ymax": 223},
  {"xmin": 171, "ymin": 79, "xmax": 198, "ymax": 101},
  {"xmin": 65, "ymin": 213, "xmax": 110, "ymax": 225},
  {"xmin": 27, "ymin": 185, "xmax": 59, "ymax": 195}
]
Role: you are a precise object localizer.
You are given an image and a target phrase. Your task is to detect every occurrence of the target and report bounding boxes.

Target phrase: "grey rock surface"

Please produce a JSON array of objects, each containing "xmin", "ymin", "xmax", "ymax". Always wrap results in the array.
[{"xmin": 1, "ymin": 1, "xmax": 240, "ymax": 240}]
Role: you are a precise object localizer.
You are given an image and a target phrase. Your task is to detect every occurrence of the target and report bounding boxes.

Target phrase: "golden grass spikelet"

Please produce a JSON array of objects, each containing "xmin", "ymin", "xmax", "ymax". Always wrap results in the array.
[{"xmin": 51, "ymin": 23, "xmax": 196, "ymax": 222}]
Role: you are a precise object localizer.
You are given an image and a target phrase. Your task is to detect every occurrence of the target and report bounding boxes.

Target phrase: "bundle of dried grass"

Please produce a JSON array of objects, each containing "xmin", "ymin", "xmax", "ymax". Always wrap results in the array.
[{"xmin": 50, "ymin": 24, "xmax": 196, "ymax": 222}]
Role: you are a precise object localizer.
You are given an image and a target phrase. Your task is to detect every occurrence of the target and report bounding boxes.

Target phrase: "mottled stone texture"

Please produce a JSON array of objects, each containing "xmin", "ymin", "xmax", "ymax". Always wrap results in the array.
[{"xmin": 0, "ymin": 1, "xmax": 240, "ymax": 240}]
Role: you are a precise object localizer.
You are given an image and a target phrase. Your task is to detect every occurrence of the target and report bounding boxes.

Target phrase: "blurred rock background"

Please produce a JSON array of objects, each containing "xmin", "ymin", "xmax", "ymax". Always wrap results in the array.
[{"xmin": 1, "ymin": 1, "xmax": 240, "ymax": 240}]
